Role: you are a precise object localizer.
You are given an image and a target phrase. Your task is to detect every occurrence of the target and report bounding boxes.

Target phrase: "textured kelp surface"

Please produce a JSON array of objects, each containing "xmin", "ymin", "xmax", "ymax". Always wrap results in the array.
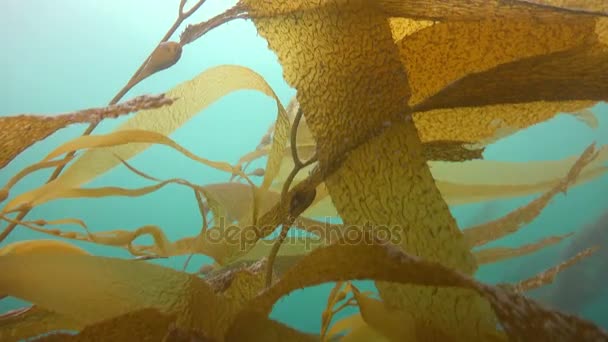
[{"xmin": 1, "ymin": 0, "xmax": 608, "ymax": 341}]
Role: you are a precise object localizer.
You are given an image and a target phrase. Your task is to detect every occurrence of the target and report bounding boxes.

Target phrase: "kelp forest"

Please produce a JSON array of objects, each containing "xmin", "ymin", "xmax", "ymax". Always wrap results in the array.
[{"xmin": 2, "ymin": 0, "xmax": 608, "ymax": 341}]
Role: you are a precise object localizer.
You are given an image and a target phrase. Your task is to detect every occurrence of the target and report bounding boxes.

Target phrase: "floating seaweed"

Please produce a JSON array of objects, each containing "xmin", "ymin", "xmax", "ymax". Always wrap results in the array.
[{"xmin": 1, "ymin": 0, "xmax": 608, "ymax": 341}]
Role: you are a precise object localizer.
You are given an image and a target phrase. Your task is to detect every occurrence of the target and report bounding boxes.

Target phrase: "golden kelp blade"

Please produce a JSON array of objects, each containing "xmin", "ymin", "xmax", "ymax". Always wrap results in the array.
[
  {"xmin": 0, "ymin": 94, "xmax": 173, "ymax": 170},
  {"xmin": 55, "ymin": 64, "xmax": 287, "ymax": 190},
  {"xmin": 0, "ymin": 306, "xmax": 82, "ymax": 342},
  {"xmin": 463, "ymin": 143, "xmax": 599, "ymax": 247},
  {"xmin": 326, "ymin": 313, "xmax": 388, "ymax": 342},
  {"xmin": 376, "ymin": 0, "xmax": 608, "ymax": 20},
  {"xmin": 518, "ymin": 0, "xmax": 608, "ymax": 14},
  {"xmin": 0, "ymin": 239, "xmax": 89, "ymax": 256},
  {"xmin": 237, "ymin": 242, "xmax": 608, "ymax": 340},
  {"xmin": 474, "ymin": 234, "xmax": 572, "ymax": 265},
  {"xmin": 0, "ymin": 254, "xmax": 230, "ymax": 340},
  {"xmin": 398, "ymin": 17, "xmax": 596, "ymax": 106},
  {"xmin": 349, "ymin": 287, "xmax": 419, "ymax": 341},
  {"xmin": 29, "ymin": 308, "xmax": 179, "ymax": 342},
  {"xmin": 1, "ymin": 129, "xmax": 237, "ymax": 213}
]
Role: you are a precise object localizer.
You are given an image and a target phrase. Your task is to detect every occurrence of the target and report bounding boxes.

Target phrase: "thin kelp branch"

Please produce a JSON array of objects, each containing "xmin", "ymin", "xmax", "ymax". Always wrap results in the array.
[
  {"xmin": 0, "ymin": 0, "xmax": 214, "ymax": 244},
  {"xmin": 180, "ymin": 3, "xmax": 250, "ymax": 46},
  {"xmin": 501, "ymin": 246, "xmax": 600, "ymax": 294},
  {"xmin": 319, "ymin": 282, "xmax": 361, "ymax": 341},
  {"xmin": 264, "ymin": 107, "xmax": 318, "ymax": 287},
  {"xmin": 0, "ymin": 94, "xmax": 175, "ymax": 172},
  {"xmin": 462, "ymin": 142, "xmax": 598, "ymax": 248},
  {"xmin": 22, "ymin": 94, "xmax": 174, "ymax": 126},
  {"xmin": 473, "ymin": 233, "xmax": 573, "ymax": 265}
]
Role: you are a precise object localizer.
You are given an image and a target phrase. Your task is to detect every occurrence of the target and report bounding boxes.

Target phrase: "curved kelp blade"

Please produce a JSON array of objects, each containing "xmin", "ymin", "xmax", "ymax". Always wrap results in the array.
[
  {"xmin": 0, "ymin": 254, "xmax": 231, "ymax": 340},
  {"xmin": 1, "ymin": 129, "xmax": 237, "ymax": 212},
  {"xmin": 54, "ymin": 65, "xmax": 286, "ymax": 190},
  {"xmin": 232, "ymin": 242, "xmax": 608, "ymax": 341},
  {"xmin": 0, "ymin": 94, "xmax": 173, "ymax": 170},
  {"xmin": 0, "ymin": 306, "xmax": 83, "ymax": 342}
]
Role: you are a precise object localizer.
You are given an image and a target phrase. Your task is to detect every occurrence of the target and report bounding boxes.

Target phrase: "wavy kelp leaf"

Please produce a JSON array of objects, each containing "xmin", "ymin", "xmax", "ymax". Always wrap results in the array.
[
  {"xmin": 0, "ymin": 239, "xmax": 91, "ymax": 328},
  {"xmin": 413, "ymin": 37, "xmax": 608, "ymax": 111},
  {"xmin": 397, "ymin": 17, "xmax": 596, "ymax": 106},
  {"xmin": 0, "ymin": 239, "xmax": 89, "ymax": 256},
  {"xmin": 376, "ymin": 0, "xmax": 608, "ymax": 20},
  {"xmin": 349, "ymin": 287, "xmax": 417, "ymax": 341},
  {"xmin": 237, "ymin": 242, "xmax": 608, "ymax": 340},
  {"xmin": 29, "ymin": 308, "xmax": 178, "ymax": 342},
  {"xmin": 326, "ymin": 313, "xmax": 388, "ymax": 342},
  {"xmin": 413, "ymin": 101, "xmax": 596, "ymax": 146},
  {"xmin": 0, "ymin": 94, "xmax": 173, "ymax": 170},
  {"xmin": 0, "ymin": 254, "xmax": 231, "ymax": 339},
  {"xmin": 464, "ymin": 143, "xmax": 599, "ymax": 247},
  {"xmin": 242, "ymin": 0, "xmax": 607, "ymax": 19},
  {"xmin": 541, "ymin": 210, "xmax": 608, "ymax": 312},
  {"xmin": 1, "ymin": 129, "xmax": 239, "ymax": 212},
  {"xmin": 202, "ymin": 182, "xmax": 280, "ymax": 223},
  {"xmin": 388, "ymin": 18, "xmax": 434, "ymax": 42},
  {"xmin": 54, "ymin": 64, "xmax": 285, "ymax": 189},
  {"xmin": 519, "ymin": 0, "xmax": 608, "ymax": 14},
  {"xmin": 431, "ymin": 145, "xmax": 608, "ymax": 186},
  {"xmin": 0, "ymin": 306, "xmax": 82, "ymax": 342},
  {"xmin": 507, "ymin": 246, "xmax": 598, "ymax": 293},
  {"xmin": 0, "ymin": 156, "xmax": 76, "ymax": 203},
  {"xmin": 474, "ymin": 234, "xmax": 572, "ymax": 265},
  {"xmin": 571, "ymin": 108, "xmax": 600, "ymax": 129}
]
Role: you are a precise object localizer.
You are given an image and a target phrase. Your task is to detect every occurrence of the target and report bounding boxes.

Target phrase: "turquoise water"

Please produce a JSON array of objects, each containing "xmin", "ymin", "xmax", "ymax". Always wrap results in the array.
[{"xmin": 1, "ymin": 0, "xmax": 608, "ymax": 337}]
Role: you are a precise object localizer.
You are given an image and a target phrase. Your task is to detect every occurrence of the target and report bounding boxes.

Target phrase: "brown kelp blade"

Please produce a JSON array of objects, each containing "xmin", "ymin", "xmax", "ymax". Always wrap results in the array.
[
  {"xmin": 0, "ymin": 94, "xmax": 173, "ymax": 169},
  {"xmin": 55, "ymin": 65, "xmax": 287, "ymax": 191},
  {"xmin": 234, "ymin": 242, "xmax": 608, "ymax": 341}
]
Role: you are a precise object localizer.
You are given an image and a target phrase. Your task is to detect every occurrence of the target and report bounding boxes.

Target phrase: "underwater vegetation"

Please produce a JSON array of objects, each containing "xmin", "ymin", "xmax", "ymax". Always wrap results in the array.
[
  {"xmin": 2, "ymin": 0, "xmax": 608, "ymax": 341},
  {"xmin": 536, "ymin": 209, "xmax": 608, "ymax": 319}
]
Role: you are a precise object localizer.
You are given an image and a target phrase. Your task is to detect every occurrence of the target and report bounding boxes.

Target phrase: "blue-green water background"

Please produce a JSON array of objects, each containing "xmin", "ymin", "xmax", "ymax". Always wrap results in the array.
[{"xmin": 1, "ymin": 0, "xmax": 608, "ymax": 335}]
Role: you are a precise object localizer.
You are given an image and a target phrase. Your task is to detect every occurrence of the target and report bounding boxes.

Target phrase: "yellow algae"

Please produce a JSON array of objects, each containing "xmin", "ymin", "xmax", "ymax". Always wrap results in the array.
[
  {"xmin": 1, "ymin": 0, "xmax": 608, "ymax": 340},
  {"xmin": 0, "ymin": 94, "xmax": 173, "ymax": 170},
  {"xmin": 0, "ymin": 239, "xmax": 89, "ymax": 256},
  {"xmin": 0, "ymin": 254, "xmax": 231, "ymax": 340},
  {"xmin": 0, "ymin": 306, "xmax": 83, "ymax": 342},
  {"xmin": 54, "ymin": 65, "xmax": 287, "ymax": 190},
  {"xmin": 241, "ymin": 0, "xmax": 608, "ymax": 340},
  {"xmin": 400, "ymin": 17, "xmax": 596, "ymax": 106}
]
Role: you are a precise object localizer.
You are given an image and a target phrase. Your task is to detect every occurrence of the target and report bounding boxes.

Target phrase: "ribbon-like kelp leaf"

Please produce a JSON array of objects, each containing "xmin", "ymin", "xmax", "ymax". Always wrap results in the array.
[
  {"xmin": 325, "ymin": 313, "xmax": 387, "ymax": 342},
  {"xmin": 232, "ymin": 242, "xmax": 608, "ymax": 341},
  {"xmin": 1, "ymin": 129, "xmax": 241, "ymax": 213},
  {"xmin": 410, "ymin": 20, "xmax": 608, "ymax": 111},
  {"xmin": 0, "ymin": 254, "xmax": 231, "ymax": 340},
  {"xmin": 0, "ymin": 94, "xmax": 173, "ymax": 170},
  {"xmin": 53, "ymin": 64, "xmax": 287, "ymax": 190},
  {"xmin": 29, "ymin": 308, "xmax": 183, "ymax": 342},
  {"xmin": 474, "ymin": 233, "xmax": 573, "ymax": 265},
  {"xmin": 398, "ymin": 17, "xmax": 597, "ymax": 106},
  {"xmin": 0, "ymin": 240, "xmax": 90, "ymax": 341},
  {"xmin": 464, "ymin": 143, "xmax": 600, "ymax": 247},
  {"xmin": 376, "ymin": 0, "xmax": 608, "ymax": 20},
  {"xmin": 518, "ymin": 0, "xmax": 608, "ymax": 14},
  {"xmin": 0, "ymin": 306, "xmax": 83, "ymax": 342}
]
